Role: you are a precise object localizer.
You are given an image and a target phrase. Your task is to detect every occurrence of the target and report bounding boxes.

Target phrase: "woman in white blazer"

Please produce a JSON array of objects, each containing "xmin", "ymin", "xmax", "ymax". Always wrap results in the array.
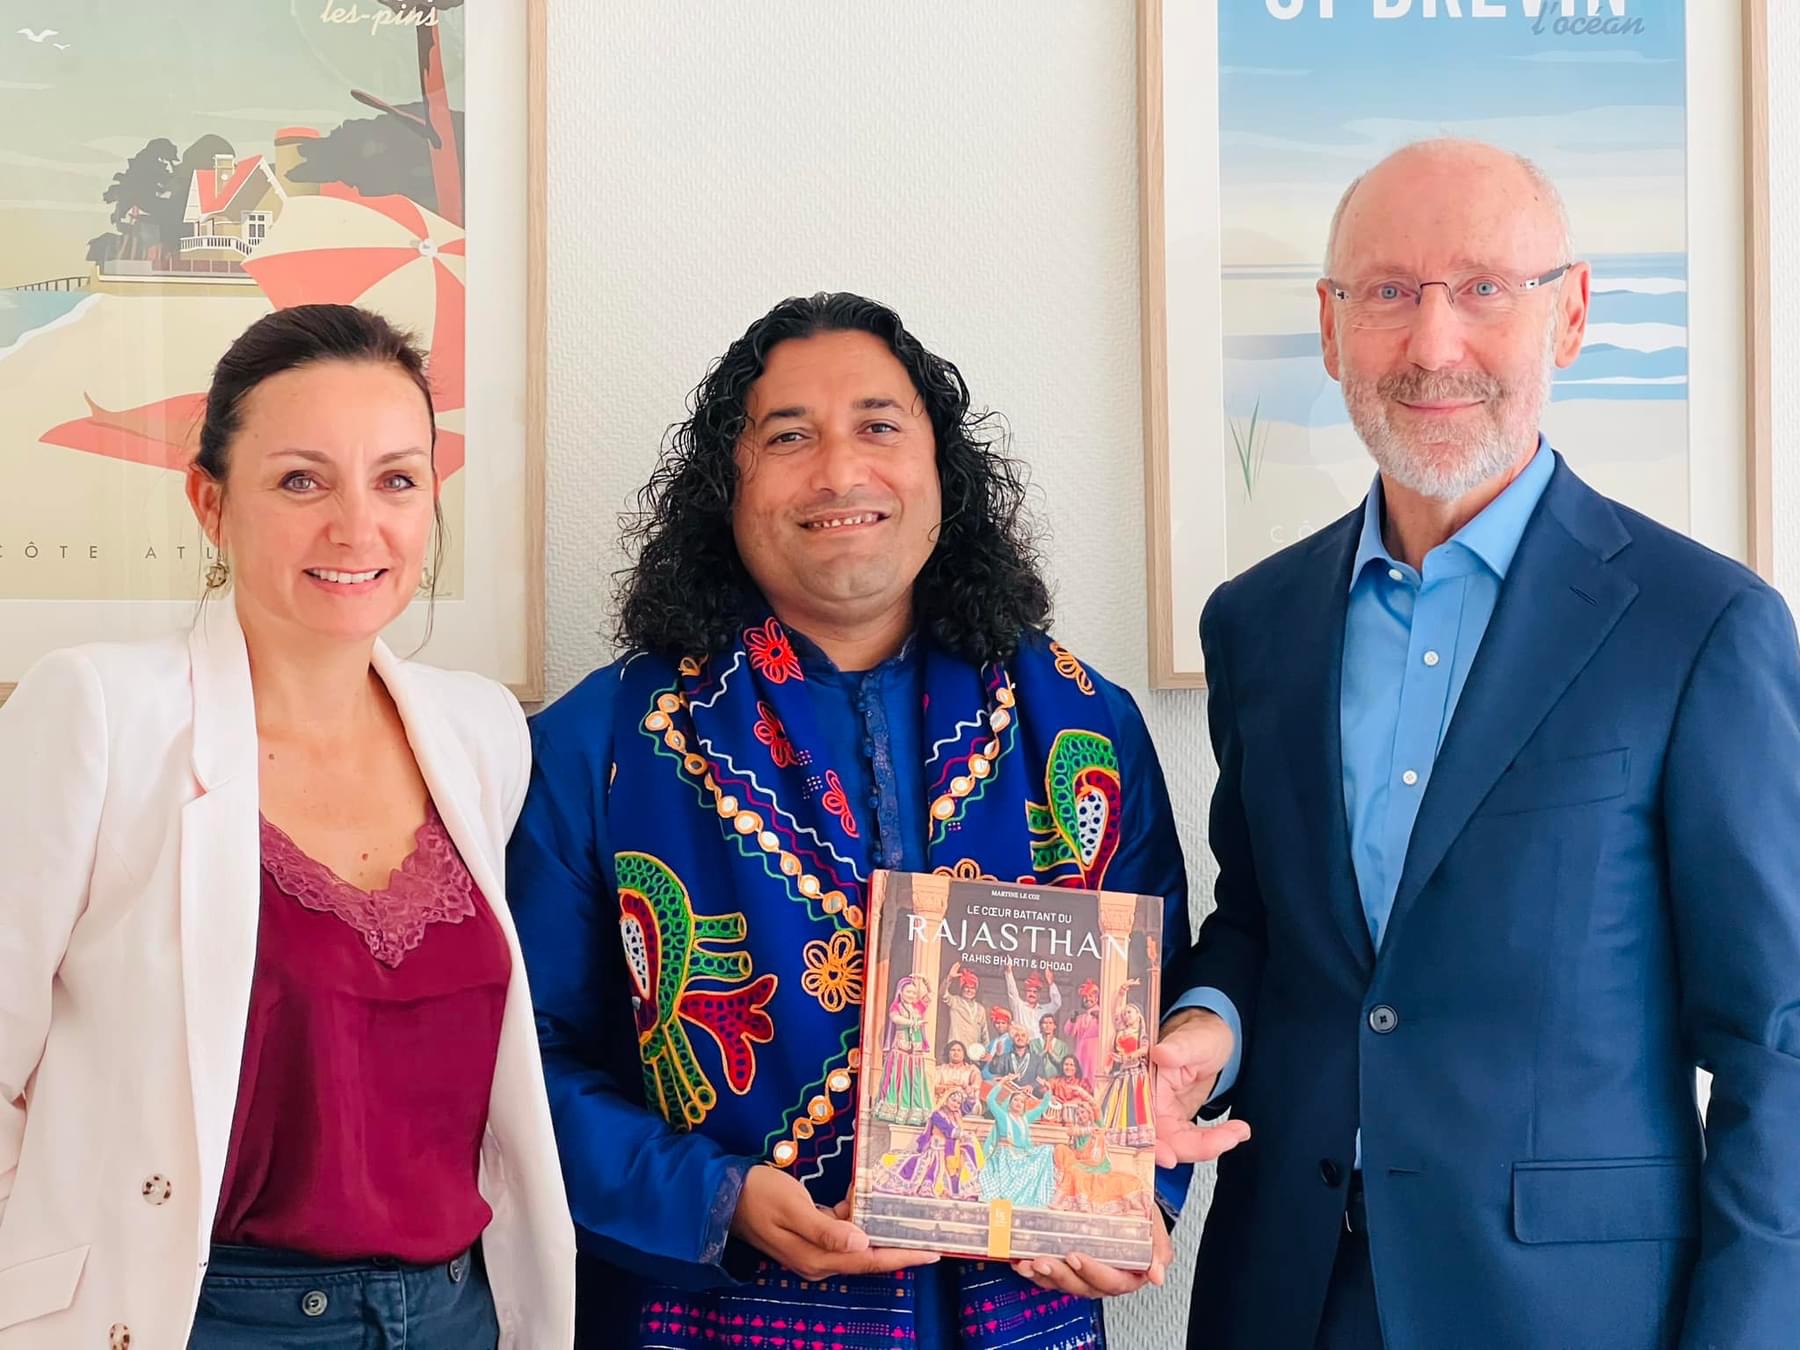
[{"xmin": 0, "ymin": 305, "xmax": 574, "ymax": 1348}]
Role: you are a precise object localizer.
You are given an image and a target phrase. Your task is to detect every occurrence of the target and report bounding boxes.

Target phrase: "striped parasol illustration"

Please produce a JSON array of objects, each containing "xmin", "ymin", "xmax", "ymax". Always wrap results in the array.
[{"xmin": 243, "ymin": 184, "xmax": 466, "ymax": 420}]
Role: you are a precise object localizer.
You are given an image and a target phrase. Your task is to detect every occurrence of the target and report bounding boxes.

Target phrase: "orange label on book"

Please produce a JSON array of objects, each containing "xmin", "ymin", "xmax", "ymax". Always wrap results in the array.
[{"xmin": 987, "ymin": 1200, "xmax": 1014, "ymax": 1260}]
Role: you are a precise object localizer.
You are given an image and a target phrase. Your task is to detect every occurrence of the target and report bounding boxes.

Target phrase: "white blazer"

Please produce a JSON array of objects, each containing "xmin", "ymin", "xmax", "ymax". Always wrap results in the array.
[{"xmin": 0, "ymin": 601, "xmax": 575, "ymax": 1348}]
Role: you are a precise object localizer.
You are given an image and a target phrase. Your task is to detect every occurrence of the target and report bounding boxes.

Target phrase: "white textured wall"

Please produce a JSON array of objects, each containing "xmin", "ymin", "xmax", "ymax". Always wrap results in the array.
[{"xmin": 546, "ymin": 4, "xmax": 1797, "ymax": 1343}]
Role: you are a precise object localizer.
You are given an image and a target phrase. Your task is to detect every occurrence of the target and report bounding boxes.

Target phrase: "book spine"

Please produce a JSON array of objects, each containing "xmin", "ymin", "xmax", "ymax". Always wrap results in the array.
[{"xmin": 849, "ymin": 870, "xmax": 889, "ymax": 1224}]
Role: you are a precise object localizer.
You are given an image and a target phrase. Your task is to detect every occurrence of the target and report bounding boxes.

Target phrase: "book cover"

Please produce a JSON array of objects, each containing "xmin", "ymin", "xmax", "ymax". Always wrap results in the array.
[{"xmin": 850, "ymin": 870, "xmax": 1163, "ymax": 1270}]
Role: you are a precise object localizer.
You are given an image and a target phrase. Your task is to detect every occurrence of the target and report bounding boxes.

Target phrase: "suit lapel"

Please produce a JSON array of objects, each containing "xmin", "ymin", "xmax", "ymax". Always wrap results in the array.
[
  {"xmin": 181, "ymin": 598, "xmax": 263, "ymax": 1241},
  {"xmin": 374, "ymin": 647, "xmax": 546, "ymax": 1199},
  {"xmin": 1275, "ymin": 513, "xmax": 1376, "ymax": 977},
  {"xmin": 1381, "ymin": 461, "xmax": 1639, "ymax": 953},
  {"xmin": 374, "ymin": 646, "xmax": 500, "ymax": 897}
]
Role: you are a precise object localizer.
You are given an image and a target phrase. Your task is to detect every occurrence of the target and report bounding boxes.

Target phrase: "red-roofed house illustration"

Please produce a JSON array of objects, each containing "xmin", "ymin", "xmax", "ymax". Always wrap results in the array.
[
  {"xmin": 179, "ymin": 127, "xmax": 323, "ymax": 272},
  {"xmin": 97, "ymin": 128, "xmax": 323, "ymax": 288}
]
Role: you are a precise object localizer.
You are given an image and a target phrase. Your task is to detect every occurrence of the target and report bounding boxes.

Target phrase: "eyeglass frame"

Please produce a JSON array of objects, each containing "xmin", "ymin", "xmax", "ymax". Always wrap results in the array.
[{"xmin": 1322, "ymin": 263, "xmax": 1574, "ymax": 323}]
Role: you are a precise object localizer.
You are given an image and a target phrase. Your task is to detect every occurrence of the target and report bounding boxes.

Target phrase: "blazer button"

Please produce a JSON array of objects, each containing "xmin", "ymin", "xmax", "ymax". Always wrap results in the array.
[
  {"xmin": 1368, "ymin": 1004, "xmax": 1400, "ymax": 1034},
  {"xmin": 140, "ymin": 1174, "xmax": 172, "ymax": 1205},
  {"xmin": 109, "ymin": 1326, "xmax": 132, "ymax": 1349},
  {"xmin": 1319, "ymin": 1158, "xmax": 1344, "ymax": 1187}
]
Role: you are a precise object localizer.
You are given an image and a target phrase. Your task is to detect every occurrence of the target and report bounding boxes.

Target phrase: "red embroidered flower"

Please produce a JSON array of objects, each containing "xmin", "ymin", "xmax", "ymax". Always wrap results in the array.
[
  {"xmin": 753, "ymin": 701, "xmax": 799, "ymax": 768},
  {"xmin": 820, "ymin": 769, "xmax": 858, "ymax": 839},
  {"xmin": 745, "ymin": 618, "xmax": 803, "ymax": 683}
]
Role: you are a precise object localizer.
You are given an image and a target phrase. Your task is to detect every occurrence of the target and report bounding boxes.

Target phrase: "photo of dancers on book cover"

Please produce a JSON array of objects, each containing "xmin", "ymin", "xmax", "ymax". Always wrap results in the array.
[{"xmin": 851, "ymin": 870, "xmax": 1163, "ymax": 1270}]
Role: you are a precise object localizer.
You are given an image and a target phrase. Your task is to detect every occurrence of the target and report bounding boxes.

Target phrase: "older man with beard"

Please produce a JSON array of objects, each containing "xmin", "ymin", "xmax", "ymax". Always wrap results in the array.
[{"xmin": 1156, "ymin": 139, "xmax": 1800, "ymax": 1350}]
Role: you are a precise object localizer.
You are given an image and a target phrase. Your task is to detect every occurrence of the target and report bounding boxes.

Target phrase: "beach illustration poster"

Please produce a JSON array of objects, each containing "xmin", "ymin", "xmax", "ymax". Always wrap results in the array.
[
  {"xmin": 0, "ymin": 3, "xmax": 468, "ymax": 603},
  {"xmin": 1213, "ymin": 1, "xmax": 1687, "ymax": 578}
]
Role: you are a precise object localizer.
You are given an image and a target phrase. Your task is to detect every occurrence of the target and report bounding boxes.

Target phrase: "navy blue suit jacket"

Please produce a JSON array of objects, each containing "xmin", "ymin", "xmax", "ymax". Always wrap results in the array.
[{"xmin": 1174, "ymin": 456, "xmax": 1800, "ymax": 1350}]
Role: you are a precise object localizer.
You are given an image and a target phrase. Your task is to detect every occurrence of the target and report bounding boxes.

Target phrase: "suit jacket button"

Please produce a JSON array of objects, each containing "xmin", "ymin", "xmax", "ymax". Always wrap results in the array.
[
  {"xmin": 1368, "ymin": 1004, "xmax": 1399, "ymax": 1034},
  {"xmin": 109, "ymin": 1326, "xmax": 132, "ymax": 1349},
  {"xmin": 1319, "ymin": 1158, "xmax": 1344, "ymax": 1187},
  {"xmin": 140, "ymin": 1174, "xmax": 172, "ymax": 1204}
]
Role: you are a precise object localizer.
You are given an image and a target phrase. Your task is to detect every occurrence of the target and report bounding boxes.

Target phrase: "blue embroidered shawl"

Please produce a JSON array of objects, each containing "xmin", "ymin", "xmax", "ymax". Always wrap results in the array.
[{"xmin": 608, "ymin": 617, "xmax": 1135, "ymax": 1349}]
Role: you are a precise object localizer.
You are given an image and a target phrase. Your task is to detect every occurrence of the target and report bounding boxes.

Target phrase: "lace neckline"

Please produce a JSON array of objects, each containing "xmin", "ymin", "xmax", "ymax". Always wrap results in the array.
[{"xmin": 259, "ymin": 804, "xmax": 478, "ymax": 968}]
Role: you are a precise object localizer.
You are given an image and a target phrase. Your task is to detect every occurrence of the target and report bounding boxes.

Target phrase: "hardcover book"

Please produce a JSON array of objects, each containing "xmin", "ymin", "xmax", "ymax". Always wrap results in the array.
[{"xmin": 851, "ymin": 870, "xmax": 1163, "ymax": 1270}]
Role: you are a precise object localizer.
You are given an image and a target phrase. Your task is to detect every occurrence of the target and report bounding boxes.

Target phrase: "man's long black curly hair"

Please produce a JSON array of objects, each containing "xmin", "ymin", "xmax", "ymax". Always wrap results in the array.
[{"xmin": 614, "ymin": 292, "xmax": 1052, "ymax": 665}]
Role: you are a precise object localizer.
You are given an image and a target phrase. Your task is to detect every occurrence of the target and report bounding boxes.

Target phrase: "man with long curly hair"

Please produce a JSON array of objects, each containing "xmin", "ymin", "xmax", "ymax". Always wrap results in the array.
[{"xmin": 507, "ymin": 293, "xmax": 1243, "ymax": 1349}]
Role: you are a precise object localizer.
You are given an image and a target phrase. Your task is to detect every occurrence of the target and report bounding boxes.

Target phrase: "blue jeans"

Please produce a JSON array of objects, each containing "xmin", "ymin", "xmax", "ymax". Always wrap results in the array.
[{"xmin": 188, "ymin": 1242, "xmax": 499, "ymax": 1349}]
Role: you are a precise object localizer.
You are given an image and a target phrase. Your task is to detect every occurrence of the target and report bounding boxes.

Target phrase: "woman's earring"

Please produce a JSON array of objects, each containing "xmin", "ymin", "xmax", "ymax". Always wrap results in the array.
[{"xmin": 205, "ymin": 555, "xmax": 230, "ymax": 589}]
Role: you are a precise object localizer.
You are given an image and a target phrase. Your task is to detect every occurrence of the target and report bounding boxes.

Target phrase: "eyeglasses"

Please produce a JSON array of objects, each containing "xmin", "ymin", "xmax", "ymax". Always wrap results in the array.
[{"xmin": 1324, "ymin": 264, "xmax": 1572, "ymax": 329}]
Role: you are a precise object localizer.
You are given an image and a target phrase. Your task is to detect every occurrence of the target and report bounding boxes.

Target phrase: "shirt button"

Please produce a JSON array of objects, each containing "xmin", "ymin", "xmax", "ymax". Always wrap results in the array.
[
  {"xmin": 301, "ymin": 1290, "xmax": 329, "ymax": 1317},
  {"xmin": 1401, "ymin": 769, "xmax": 1419, "ymax": 786},
  {"xmin": 1423, "ymin": 650, "xmax": 1440, "ymax": 667},
  {"xmin": 1368, "ymin": 1005, "xmax": 1400, "ymax": 1034},
  {"xmin": 1387, "ymin": 567, "xmax": 1404, "ymax": 582}
]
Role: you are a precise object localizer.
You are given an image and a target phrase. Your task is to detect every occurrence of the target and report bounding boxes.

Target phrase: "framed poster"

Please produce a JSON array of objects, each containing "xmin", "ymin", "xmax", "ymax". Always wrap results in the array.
[
  {"xmin": 1139, "ymin": 0, "xmax": 1772, "ymax": 688},
  {"xmin": 0, "ymin": 0, "xmax": 545, "ymax": 701}
]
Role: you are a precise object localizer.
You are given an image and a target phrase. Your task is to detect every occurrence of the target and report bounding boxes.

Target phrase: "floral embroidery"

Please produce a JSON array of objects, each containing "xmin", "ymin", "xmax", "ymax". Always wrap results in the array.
[
  {"xmin": 820, "ymin": 769, "xmax": 858, "ymax": 838},
  {"xmin": 645, "ymin": 694, "xmax": 857, "ymax": 927},
  {"xmin": 753, "ymin": 700, "xmax": 800, "ymax": 768},
  {"xmin": 259, "ymin": 805, "xmax": 476, "ymax": 968},
  {"xmin": 800, "ymin": 929, "xmax": 864, "ymax": 1013},
  {"xmin": 745, "ymin": 618, "xmax": 803, "ymax": 683}
]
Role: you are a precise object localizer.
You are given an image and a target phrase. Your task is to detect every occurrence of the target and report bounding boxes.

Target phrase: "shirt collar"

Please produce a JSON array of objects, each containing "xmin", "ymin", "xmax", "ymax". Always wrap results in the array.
[
  {"xmin": 1349, "ymin": 435, "xmax": 1554, "ymax": 591},
  {"xmin": 785, "ymin": 622, "xmax": 919, "ymax": 683}
]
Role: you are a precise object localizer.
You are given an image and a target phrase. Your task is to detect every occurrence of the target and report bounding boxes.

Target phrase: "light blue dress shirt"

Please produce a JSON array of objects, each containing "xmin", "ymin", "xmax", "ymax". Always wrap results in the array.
[{"xmin": 1172, "ymin": 440, "xmax": 1554, "ymax": 1114}]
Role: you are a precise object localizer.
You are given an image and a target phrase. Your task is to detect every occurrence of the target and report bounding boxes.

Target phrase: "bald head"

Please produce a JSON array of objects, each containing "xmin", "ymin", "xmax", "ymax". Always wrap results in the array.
[
  {"xmin": 1323, "ymin": 139, "xmax": 1572, "ymax": 280},
  {"xmin": 1316, "ymin": 138, "xmax": 1591, "ymax": 505}
]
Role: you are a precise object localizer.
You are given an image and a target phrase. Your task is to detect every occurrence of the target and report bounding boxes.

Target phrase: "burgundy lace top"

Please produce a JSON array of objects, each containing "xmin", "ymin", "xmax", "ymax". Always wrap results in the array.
[{"xmin": 211, "ymin": 803, "xmax": 511, "ymax": 1262}]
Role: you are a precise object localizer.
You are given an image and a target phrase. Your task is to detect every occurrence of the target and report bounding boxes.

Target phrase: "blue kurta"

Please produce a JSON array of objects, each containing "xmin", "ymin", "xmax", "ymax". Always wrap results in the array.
[{"xmin": 508, "ymin": 631, "xmax": 1190, "ymax": 1347}]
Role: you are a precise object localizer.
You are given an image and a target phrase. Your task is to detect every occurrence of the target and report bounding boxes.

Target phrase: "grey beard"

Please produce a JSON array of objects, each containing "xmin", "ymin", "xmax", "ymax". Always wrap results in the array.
[
  {"xmin": 1344, "ymin": 329, "xmax": 1556, "ymax": 501},
  {"xmin": 1359, "ymin": 407, "xmax": 1524, "ymax": 501}
]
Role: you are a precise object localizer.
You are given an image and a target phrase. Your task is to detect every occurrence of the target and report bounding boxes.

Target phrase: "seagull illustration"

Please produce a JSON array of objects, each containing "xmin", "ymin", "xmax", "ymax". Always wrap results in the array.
[
  {"xmin": 17, "ymin": 28, "xmax": 59, "ymax": 42},
  {"xmin": 53, "ymin": 42, "xmax": 69, "ymax": 50}
]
